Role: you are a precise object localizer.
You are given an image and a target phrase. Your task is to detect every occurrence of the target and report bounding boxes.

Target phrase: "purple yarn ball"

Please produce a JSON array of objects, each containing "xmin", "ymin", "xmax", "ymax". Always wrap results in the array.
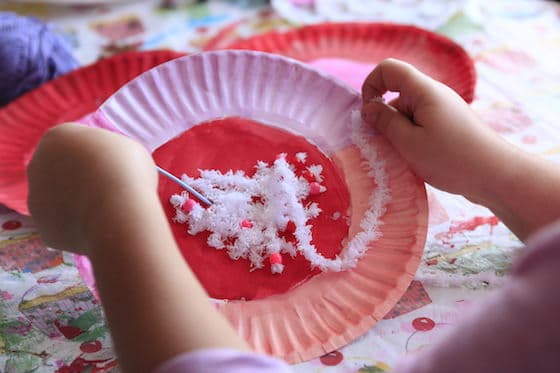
[{"xmin": 0, "ymin": 12, "xmax": 78, "ymax": 107}]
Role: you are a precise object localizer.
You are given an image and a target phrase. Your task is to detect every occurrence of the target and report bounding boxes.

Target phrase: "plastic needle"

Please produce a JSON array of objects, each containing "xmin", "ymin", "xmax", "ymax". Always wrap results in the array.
[{"xmin": 156, "ymin": 166, "xmax": 212, "ymax": 206}]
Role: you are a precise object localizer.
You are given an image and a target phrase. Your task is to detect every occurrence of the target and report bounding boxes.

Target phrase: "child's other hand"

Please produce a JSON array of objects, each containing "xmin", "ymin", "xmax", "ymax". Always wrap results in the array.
[
  {"xmin": 29, "ymin": 125, "xmax": 251, "ymax": 371},
  {"xmin": 27, "ymin": 124, "xmax": 158, "ymax": 254},
  {"xmin": 361, "ymin": 59, "xmax": 514, "ymax": 204}
]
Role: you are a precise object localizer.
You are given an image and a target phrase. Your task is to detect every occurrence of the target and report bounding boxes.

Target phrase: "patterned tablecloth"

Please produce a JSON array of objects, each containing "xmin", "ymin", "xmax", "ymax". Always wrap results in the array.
[{"xmin": 1, "ymin": 0, "xmax": 559, "ymax": 371}]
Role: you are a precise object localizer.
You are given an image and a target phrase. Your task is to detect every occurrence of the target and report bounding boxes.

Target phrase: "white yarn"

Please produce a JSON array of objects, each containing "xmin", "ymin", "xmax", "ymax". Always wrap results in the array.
[
  {"xmin": 307, "ymin": 164, "xmax": 324, "ymax": 182},
  {"xmin": 170, "ymin": 111, "xmax": 391, "ymax": 273},
  {"xmin": 271, "ymin": 263, "xmax": 285, "ymax": 274},
  {"xmin": 295, "ymin": 152, "xmax": 307, "ymax": 163}
]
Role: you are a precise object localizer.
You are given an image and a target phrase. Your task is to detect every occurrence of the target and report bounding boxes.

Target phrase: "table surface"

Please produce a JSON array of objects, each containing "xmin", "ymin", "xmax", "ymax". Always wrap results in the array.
[{"xmin": 0, "ymin": 0, "xmax": 559, "ymax": 371}]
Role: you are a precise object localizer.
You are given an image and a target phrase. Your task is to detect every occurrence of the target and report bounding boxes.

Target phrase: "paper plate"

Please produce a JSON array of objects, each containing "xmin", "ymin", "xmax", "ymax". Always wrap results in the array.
[
  {"xmin": 0, "ymin": 50, "xmax": 185, "ymax": 215},
  {"xmin": 76, "ymin": 50, "xmax": 428, "ymax": 362},
  {"xmin": 222, "ymin": 22, "xmax": 476, "ymax": 102}
]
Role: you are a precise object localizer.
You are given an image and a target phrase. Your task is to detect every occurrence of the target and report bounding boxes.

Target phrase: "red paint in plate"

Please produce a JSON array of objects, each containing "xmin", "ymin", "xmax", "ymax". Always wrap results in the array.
[{"xmin": 153, "ymin": 117, "xmax": 352, "ymax": 300}]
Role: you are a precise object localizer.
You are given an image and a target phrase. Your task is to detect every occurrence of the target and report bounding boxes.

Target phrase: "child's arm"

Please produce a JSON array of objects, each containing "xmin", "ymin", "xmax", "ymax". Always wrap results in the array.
[
  {"xmin": 361, "ymin": 59, "xmax": 560, "ymax": 240},
  {"xmin": 27, "ymin": 125, "xmax": 250, "ymax": 373}
]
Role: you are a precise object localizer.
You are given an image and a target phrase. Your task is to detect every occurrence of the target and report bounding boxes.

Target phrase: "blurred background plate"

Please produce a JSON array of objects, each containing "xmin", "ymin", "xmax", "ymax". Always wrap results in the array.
[{"xmin": 223, "ymin": 22, "xmax": 476, "ymax": 102}]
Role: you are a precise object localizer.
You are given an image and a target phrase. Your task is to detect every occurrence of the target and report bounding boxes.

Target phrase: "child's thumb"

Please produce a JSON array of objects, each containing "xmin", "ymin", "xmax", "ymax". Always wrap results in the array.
[{"xmin": 361, "ymin": 101, "xmax": 416, "ymax": 148}]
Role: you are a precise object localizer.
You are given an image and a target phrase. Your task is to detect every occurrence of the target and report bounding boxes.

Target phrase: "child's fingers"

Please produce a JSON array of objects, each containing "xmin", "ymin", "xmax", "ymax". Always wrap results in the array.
[
  {"xmin": 361, "ymin": 59, "xmax": 435, "ymax": 107},
  {"xmin": 385, "ymin": 96, "xmax": 412, "ymax": 118},
  {"xmin": 362, "ymin": 101, "xmax": 419, "ymax": 149}
]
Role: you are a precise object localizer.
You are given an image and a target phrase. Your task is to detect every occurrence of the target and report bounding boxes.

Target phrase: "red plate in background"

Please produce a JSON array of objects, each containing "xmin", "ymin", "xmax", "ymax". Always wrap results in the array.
[{"xmin": 219, "ymin": 22, "xmax": 476, "ymax": 101}]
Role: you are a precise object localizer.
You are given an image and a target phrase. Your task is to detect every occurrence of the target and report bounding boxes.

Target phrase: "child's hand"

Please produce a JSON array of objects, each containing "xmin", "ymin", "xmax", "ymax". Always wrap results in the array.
[
  {"xmin": 362, "ymin": 59, "xmax": 560, "ymax": 240},
  {"xmin": 361, "ymin": 59, "xmax": 514, "ymax": 204},
  {"xmin": 27, "ymin": 124, "xmax": 158, "ymax": 254},
  {"xmin": 28, "ymin": 125, "xmax": 250, "ymax": 372}
]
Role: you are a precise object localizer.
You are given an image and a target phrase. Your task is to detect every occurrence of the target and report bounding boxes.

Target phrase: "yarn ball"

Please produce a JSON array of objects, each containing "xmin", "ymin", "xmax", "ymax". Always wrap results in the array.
[{"xmin": 0, "ymin": 12, "xmax": 78, "ymax": 107}]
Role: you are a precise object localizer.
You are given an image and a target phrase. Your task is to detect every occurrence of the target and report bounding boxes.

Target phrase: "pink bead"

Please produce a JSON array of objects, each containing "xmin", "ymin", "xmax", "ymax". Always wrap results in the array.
[
  {"xmin": 182, "ymin": 199, "xmax": 197, "ymax": 212},
  {"xmin": 309, "ymin": 182, "xmax": 322, "ymax": 195},
  {"xmin": 269, "ymin": 253, "xmax": 283, "ymax": 265},
  {"xmin": 241, "ymin": 219, "xmax": 253, "ymax": 228}
]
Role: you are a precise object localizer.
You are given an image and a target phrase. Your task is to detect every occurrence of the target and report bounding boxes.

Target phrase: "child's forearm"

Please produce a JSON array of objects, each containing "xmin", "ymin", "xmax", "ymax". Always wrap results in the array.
[
  {"xmin": 85, "ymin": 191, "xmax": 248, "ymax": 373},
  {"xmin": 472, "ymin": 147, "xmax": 560, "ymax": 240}
]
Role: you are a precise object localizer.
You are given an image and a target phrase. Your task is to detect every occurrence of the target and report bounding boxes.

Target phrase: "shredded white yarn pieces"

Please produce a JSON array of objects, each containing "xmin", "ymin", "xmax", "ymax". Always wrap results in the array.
[{"xmin": 170, "ymin": 111, "xmax": 390, "ymax": 273}]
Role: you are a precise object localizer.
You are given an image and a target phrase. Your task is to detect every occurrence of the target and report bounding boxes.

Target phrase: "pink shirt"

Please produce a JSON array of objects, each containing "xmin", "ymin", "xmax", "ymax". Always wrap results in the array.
[{"xmin": 156, "ymin": 220, "xmax": 560, "ymax": 373}]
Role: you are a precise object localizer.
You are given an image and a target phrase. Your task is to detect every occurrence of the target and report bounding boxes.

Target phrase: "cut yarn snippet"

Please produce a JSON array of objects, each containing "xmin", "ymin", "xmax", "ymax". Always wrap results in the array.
[{"xmin": 0, "ymin": 12, "xmax": 78, "ymax": 107}]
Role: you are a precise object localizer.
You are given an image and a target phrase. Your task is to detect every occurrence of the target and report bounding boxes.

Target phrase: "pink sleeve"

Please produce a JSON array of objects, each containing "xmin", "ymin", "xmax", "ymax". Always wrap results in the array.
[
  {"xmin": 394, "ymin": 220, "xmax": 560, "ymax": 373},
  {"xmin": 154, "ymin": 348, "xmax": 292, "ymax": 373}
]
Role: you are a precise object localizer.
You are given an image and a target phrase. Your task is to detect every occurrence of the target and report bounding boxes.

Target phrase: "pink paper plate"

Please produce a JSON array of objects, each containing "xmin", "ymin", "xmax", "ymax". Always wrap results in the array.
[
  {"xmin": 77, "ymin": 51, "xmax": 428, "ymax": 362},
  {"xmin": 221, "ymin": 23, "xmax": 476, "ymax": 102},
  {"xmin": 0, "ymin": 50, "xmax": 185, "ymax": 215}
]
